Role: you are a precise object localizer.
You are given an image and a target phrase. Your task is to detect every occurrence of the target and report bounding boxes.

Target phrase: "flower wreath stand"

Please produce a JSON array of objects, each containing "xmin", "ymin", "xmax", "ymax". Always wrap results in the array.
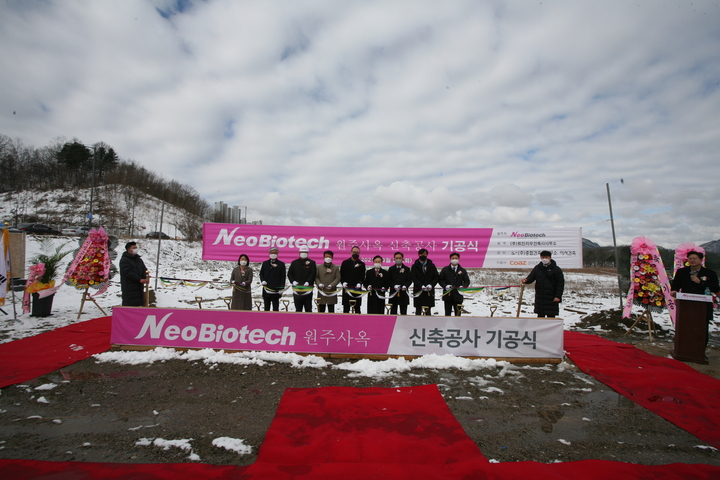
[
  {"xmin": 622, "ymin": 236, "xmax": 673, "ymax": 341},
  {"xmin": 63, "ymin": 228, "xmax": 113, "ymax": 319}
]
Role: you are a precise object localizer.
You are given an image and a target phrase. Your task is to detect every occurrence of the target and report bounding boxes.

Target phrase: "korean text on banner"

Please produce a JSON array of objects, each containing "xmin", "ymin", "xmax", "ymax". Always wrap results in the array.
[{"xmin": 202, "ymin": 224, "xmax": 582, "ymax": 269}]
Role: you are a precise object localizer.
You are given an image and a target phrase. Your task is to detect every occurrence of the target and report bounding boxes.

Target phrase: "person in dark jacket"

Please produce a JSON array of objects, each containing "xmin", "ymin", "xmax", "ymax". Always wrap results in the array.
[
  {"xmin": 364, "ymin": 255, "xmax": 390, "ymax": 314},
  {"xmin": 259, "ymin": 247, "xmax": 286, "ymax": 311},
  {"xmin": 411, "ymin": 248, "xmax": 440, "ymax": 315},
  {"xmin": 287, "ymin": 245, "xmax": 317, "ymax": 312},
  {"xmin": 671, "ymin": 250, "xmax": 720, "ymax": 347},
  {"xmin": 119, "ymin": 241, "xmax": 148, "ymax": 306},
  {"xmin": 388, "ymin": 251, "xmax": 412, "ymax": 315},
  {"xmin": 438, "ymin": 252, "xmax": 471, "ymax": 316},
  {"xmin": 522, "ymin": 250, "xmax": 564, "ymax": 317},
  {"xmin": 341, "ymin": 245, "xmax": 365, "ymax": 313}
]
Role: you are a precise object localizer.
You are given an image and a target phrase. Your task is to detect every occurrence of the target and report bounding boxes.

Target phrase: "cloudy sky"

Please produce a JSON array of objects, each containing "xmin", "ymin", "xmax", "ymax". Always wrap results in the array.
[{"xmin": 1, "ymin": 0, "xmax": 719, "ymax": 247}]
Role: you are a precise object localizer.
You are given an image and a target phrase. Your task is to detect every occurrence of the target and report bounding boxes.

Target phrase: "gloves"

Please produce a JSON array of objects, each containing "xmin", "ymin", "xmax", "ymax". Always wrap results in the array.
[
  {"xmin": 394, "ymin": 285, "xmax": 400, "ymax": 290},
  {"xmin": 261, "ymin": 281, "xmax": 267, "ymax": 286},
  {"xmin": 304, "ymin": 282, "xmax": 309, "ymax": 286},
  {"xmin": 367, "ymin": 285, "xmax": 373, "ymax": 290},
  {"xmin": 318, "ymin": 283, "xmax": 324, "ymax": 288},
  {"xmin": 240, "ymin": 282, "xmax": 246, "ymax": 286},
  {"xmin": 402, "ymin": 286, "xmax": 407, "ymax": 291},
  {"xmin": 356, "ymin": 283, "xmax": 361, "ymax": 288},
  {"xmin": 292, "ymin": 281, "xmax": 299, "ymax": 287},
  {"xmin": 445, "ymin": 285, "xmax": 452, "ymax": 291},
  {"xmin": 343, "ymin": 282, "xmax": 348, "ymax": 288}
]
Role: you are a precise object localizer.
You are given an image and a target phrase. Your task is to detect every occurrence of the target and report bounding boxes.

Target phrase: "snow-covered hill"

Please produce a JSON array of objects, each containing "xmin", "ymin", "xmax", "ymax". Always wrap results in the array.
[{"xmin": 1, "ymin": 186, "xmax": 202, "ymax": 240}]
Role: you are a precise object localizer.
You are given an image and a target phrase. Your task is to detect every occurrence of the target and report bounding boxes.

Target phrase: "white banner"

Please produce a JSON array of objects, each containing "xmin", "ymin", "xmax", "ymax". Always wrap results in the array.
[
  {"xmin": 483, "ymin": 227, "xmax": 583, "ymax": 269},
  {"xmin": 388, "ymin": 316, "xmax": 564, "ymax": 358}
]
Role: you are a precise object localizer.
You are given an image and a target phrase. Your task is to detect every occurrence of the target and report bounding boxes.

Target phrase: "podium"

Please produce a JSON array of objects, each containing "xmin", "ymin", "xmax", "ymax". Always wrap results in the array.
[{"xmin": 672, "ymin": 293, "xmax": 712, "ymax": 364}]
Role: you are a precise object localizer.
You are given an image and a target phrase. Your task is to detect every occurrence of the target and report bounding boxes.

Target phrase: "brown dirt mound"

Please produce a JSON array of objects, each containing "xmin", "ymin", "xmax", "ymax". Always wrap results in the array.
[{"xmin": 574, "ymin": 308, "xmax": 670, "ymax": 338}]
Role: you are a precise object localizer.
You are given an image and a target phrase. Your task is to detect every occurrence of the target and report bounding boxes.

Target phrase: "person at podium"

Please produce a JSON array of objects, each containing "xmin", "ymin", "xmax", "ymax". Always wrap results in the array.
[{"xmin": 671, "ymin": 250, "xmax": 720, "ymax": 346}]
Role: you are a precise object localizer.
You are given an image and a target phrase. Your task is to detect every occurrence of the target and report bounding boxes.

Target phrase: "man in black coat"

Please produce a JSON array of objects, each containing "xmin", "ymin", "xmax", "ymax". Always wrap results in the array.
[
  {"xmin": 341, "ymin": 245, "xmax": 365, "ymax": 313},
  {"xmin": 411, "ymin": 248, "xmax": 440, "ymax": 315},
  {"xmin": 364, "ymin": 255, "xmax": 391, "ymax": 314},
  {"xmin": 287, "ymin": 245, "xmax": 317, "ymax": 312},
  {"xmin": 671, "ymin": 250, "xmax": 720, "ymax": 346},
  {"xmin": 388, "ymin": 251, "xmax": 412, "ymax": 315},
  {"xmin": 438, "ymin": 252, "xmax": 471, "ymax": 316},
  {"xmin": 259, "ymin": 247, "xmax": 286, "ymax": 311},
  {"xmin": 522, "ymin": 250, "xmax": 564, "ymax": 318},
  {"xmin": 119, "ymin": 241, "xmax": 148, "ymax": 306}
]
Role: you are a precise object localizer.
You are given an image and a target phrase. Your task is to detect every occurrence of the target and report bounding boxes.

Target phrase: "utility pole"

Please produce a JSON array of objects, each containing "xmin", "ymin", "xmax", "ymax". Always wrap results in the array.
[
  {"xmin": 154, "ymin": 202, "xmax": 165, "ymax": 291},
  {"xmin": 606, "ymin": 183, "xmax": 623, "ymax": 309},
  {"xmin": 86, "ymin": 145, "xmax": 97, "ymax": 232}
]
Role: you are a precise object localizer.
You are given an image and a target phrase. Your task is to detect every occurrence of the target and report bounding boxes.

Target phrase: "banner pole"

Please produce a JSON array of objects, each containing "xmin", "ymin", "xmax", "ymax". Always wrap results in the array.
[
  {"xmin": 145, "ymin": 270, "xmax": 150, "ymax": 307},
  {"xmin": 516, "ymin": 283, "xmax": 525, "ymax": 317}
]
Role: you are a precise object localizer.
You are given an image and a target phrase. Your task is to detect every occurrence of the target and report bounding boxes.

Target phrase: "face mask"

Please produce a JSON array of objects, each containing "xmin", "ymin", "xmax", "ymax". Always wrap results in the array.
[
  {"xmin": 239, "ymin": 261, "xmax": 247, "ymax": 266},
  {"xmin": 324, "ymin": 257, "xmax": 333, "ymax": 264},
  {"xmin": 351, "ymin": 253, "xmax": 360, "ymax": 260},
  {"xmin": 395, "ymin": 258, "xmax": 403, "ymax": 265},
  {"xmin": 269, "ymin": 253, "xmax": 278, "ymax": 260},
  {"xmin": 541, "ymin": 258, "xmax": 550, "ymax": 265},
  {"xmin": 300, "ymin": 252, "xmax": 308, "ymax": 259},
  {"xmin": 450, "ymin": 258, "xmax": 459, "ymax": 265},
  {"xmin": 374, "ymin": 263, "xmax": 383, "ymax": 269},
  {"xmin": 130, "ymin": 248, "xmax": 138, "ymax": 255},
  {"xmin": 418, "ymin": 255, "xmax": 427, "ymax": 262}
]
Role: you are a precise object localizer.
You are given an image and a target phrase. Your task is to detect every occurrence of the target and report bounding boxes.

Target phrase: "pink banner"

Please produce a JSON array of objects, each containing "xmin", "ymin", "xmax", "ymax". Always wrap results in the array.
[
  {"xmin": 202, "ymin": 224, "xmax": 583, "ymax": 269},
  {"xmin": 112, "ymin": 307, "xmax": 397, "ymax": 355},
  {"xmin": 202, "ymin": 223, "xmax": 492, "ymax": 267}
]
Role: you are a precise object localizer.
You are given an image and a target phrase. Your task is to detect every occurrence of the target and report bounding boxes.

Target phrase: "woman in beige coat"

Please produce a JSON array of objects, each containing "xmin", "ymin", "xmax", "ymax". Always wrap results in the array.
[
  {"xmin": 230, "ymin": 254, "xmax": 253, "ymax": 310},
  {"xmin": 315, "ymin": 250, "xmax": 341, "ymax": 313}
]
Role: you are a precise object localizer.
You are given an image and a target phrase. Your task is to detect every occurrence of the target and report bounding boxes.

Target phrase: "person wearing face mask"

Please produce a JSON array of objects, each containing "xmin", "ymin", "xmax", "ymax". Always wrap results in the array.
[
  {"xmin": 439, "ymin": 252, "xmax": 471, "ymax": 316},
  {"xmin": 341, "ymin": 246, "xmax": 366, "ymax": 313},
  {"xmin": 364, "ymin": 255, "xmax": 390, "ymax": 314},
  {"xmin": 287, "ymin": 245, "xmax": 317, "ymax": 312},
  {"xmin": 411, "ymin": 248, "xmax": 440, "ymax": 315},
  {"xmin": 388, "ymin": 251, "xmax": 412, "ymax": 315},
  {"xmin": 259, "ymin": 247, "xmax": 286, "ymax": 311},
  {"xmin": 230, "ymin": 254, "xmax": 253, "ymax": 310},
  {"xmin": 119, "ymin": 241, "xmax": 149, "ymax": 306},
  {"xmin": 315, "ymin": 250, "xmax": 341, "ymax": 313},
  {"xmin": 522, "ymin": 250, "xmax": 564, "ymax": 318}
]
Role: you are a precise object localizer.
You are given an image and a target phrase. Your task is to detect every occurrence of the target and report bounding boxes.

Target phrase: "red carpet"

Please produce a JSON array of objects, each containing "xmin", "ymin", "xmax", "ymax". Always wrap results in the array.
[
  {"xmin": 241, "ymin": 384, "xmax": 489, "ymax": 479},
  {"xmin": 0, "ymin": 316, "xmax": 111, "ymax": 389},
  {"xmin": 2, "ymin": 384, "xmax": 720, "ymax": 479},
  {"xmin": 564, "ymin": 331, "xmax": 720, "ymax": 449}
]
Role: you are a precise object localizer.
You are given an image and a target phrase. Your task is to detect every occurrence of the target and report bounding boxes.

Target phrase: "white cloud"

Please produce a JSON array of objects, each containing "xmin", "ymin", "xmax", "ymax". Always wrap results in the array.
[{"xmin": 1, "ymin": 0, "xmax": 719, "ymax": 247}]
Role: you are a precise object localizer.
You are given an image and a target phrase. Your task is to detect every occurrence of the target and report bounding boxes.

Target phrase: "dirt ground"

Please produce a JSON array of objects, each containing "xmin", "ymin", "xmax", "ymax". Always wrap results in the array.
[{"xmin": 1, "ymin": 309, "xmax": 719, "ymax": 467}]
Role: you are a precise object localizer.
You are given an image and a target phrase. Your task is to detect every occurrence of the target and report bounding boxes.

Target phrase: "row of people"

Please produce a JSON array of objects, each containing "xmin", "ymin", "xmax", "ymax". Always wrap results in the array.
[{"xmin": 230, "ymin": 246, "xmax": 471, "ymax": 315}]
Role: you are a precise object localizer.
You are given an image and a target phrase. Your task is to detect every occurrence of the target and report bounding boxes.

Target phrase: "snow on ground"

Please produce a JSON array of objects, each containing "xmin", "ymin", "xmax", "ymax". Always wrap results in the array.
[{"xmin": 4, "ymin": 235, "xmax": 711, "ymax": 378}]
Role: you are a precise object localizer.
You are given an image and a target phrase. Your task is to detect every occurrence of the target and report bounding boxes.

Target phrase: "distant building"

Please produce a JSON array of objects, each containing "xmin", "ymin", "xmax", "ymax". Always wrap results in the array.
[{"xmin": 214, "ymin": 201, "xmax": 247, "ymax": 224}]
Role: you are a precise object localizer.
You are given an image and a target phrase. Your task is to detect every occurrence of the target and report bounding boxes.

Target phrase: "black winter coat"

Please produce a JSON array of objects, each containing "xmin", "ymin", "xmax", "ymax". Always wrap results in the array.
[
  {"xmin": 259, "ymin": 259, "xmax": 286, "ymax": 298},
  {"xmin": 388, "ymin": 264, "xmax": 412, "ymax": 306},
  {"xmin": 119, "ymin": 251, "xmax": 147, "ymax": 306},
  {"xmin": 340, "ymin": 258, "xmax": 366, "ymax": 288},
  {"xmin": 287, "ymin": 258, "xmax": 317, "ymax": 288},
  {"xmin": 671, "ymin": 266, "xmax": 719, "ymax": 322},
  {"xmin": 438, "ymin": 264, "xmax": 471, "ymax": 304},
  {"xmin": 525, "ymin": 260, "xmax": 564, "ymax": 316},
  {"xmin": 411, "ymin": 259, "xmax": 440, "ymax": 307}
]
